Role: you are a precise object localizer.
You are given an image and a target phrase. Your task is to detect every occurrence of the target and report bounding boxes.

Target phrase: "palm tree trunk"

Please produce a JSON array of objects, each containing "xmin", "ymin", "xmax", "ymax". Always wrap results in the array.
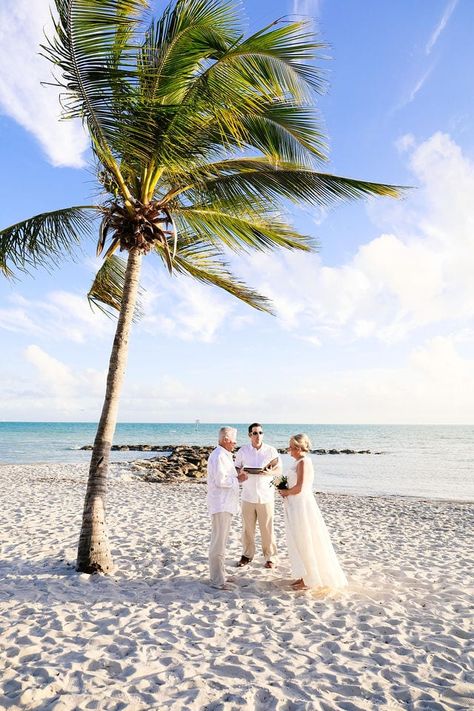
[{"xmin": 76, "ymin": 248, "xmax": 143, "ymax": 573}]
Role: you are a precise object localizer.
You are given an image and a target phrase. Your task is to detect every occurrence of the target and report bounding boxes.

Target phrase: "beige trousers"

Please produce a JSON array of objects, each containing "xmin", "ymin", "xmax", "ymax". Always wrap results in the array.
[
  {"xmin": 209, "ymin": 511, "xmax": 233, "ymax": 588},
  {"xmin": 241, "ymin": 500, "xmax": 277, "ymax": 561}
]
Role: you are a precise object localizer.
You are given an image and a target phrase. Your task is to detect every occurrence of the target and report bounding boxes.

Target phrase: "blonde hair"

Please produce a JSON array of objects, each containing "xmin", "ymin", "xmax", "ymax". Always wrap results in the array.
[{"xmin": 290, "ymin": 433, "xmax": 311, "ymax": 453}]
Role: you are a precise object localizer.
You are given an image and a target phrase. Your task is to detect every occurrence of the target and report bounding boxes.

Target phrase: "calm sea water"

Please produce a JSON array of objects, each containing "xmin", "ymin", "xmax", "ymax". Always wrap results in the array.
[{"xmin": 0, "ymin": 422, "xmax": 472, "ymax": 502}]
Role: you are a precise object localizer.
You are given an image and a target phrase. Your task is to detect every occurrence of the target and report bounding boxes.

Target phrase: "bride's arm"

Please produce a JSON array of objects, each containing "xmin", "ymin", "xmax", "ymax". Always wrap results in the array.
[{"xmin": 279, "ymin": 459, "xmax": 306, "ymax": 497}]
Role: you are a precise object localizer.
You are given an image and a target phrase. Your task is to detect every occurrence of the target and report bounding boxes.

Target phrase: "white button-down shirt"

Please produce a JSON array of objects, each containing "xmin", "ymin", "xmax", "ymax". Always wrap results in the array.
[
  {"xmin": 235, "ymin": 442, "xmax": 281, "ymax": 504},
  {"xmin": 207, "ymin": 445, "xmax": 240, "ymax": 515}
]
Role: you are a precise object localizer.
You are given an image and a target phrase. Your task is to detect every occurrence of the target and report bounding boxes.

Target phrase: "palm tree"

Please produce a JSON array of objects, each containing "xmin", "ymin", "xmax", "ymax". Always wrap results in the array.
[{"xmin": 0, "ymin": 0, "xmax": 401, "ymax": 573}]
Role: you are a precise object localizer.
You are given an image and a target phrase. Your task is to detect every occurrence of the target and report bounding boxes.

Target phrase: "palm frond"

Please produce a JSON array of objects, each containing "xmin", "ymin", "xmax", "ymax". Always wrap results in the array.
[
  {"xmin": 138, "ymin": 0, "xmax": 239, "ymax": 103},
  {"xmin": 149, "ymin": 99, "xmax": 326, "ymax": 177},
  {"xmin": 88, "ymin": 254, "xmax": 143, "ymax": 319},
  {"xmin": 118, "ymin": 4, "xmax": 239, "ymax": 178},
  {"xmin": 171, "ymin": 158, "xmax": 403, "ymax": 210},
  {"xmin": 240, "ymin": 19, "xmax": 326, "ymax": 86},
  {"xmin": 124, "ymin": 13, "xmax": 327, "ymax": 180},
  {"xmin": 0, "ymin": 206, "xmax": 97, "ymax": 276},
  {"xmin": 239, "ymin": 100, "xmax": 327, "ymax": 165},
  {"xmin": 158, "ymin": 235, "xmax": 274, "ymax": 314},
  {"xmin": 206, "ymin": 19, "xmax": 326, "ymax": 100},
  {"xmin": 42, "ymin": 0, "xmax": 147, "ymax": 173},
  {"xmin": 173, "ymin": 205, "xmax": 316, "ymax": 254}
]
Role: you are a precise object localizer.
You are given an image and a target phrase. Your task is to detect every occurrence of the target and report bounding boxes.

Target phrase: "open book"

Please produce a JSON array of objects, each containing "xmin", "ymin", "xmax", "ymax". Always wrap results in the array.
[{"xmin": 243, "ymin": 457, "xmax": 279, "ymax": 474}]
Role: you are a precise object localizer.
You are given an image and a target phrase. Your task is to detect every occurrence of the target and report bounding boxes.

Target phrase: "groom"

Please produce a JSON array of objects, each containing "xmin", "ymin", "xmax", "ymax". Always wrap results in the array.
[{"xmin": 234, "ymin": 423, "xmax": 282, "ymax": 569}]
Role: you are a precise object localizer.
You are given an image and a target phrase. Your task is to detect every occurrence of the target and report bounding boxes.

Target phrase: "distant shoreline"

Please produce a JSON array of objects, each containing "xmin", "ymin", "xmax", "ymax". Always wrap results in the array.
[{"xmin": 1, "ymin": 423, "xmax": 472, "ymax": 501}]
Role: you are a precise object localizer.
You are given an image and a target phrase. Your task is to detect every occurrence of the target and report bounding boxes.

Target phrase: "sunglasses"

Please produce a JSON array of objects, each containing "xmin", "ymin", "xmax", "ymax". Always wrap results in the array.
[{"xmin": 251, "ymin": 431, "xmax": 263, "ymax": 435}]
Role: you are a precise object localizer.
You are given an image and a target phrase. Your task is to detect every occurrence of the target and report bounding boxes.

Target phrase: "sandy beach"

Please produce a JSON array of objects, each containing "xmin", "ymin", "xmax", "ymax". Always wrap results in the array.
[{"xmin": 0, "ymin": 462, "xmax": 472, "ymax": 710}]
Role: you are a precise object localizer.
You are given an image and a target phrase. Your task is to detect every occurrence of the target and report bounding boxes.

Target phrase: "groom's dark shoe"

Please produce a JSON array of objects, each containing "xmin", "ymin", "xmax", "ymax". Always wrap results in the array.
[{"xmin": 236, "ymin": 555, "xmax": 251, "ymax": 567}]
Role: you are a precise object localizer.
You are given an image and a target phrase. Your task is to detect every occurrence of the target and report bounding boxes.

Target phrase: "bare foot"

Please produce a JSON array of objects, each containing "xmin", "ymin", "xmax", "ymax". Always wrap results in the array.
[
  {"xmin": 226, "ymin": 576, "xmax": 237, "ymax": 583},
  {"xmin": 291, "ymin": 579, "xmax": 308, "ymax": 590}
]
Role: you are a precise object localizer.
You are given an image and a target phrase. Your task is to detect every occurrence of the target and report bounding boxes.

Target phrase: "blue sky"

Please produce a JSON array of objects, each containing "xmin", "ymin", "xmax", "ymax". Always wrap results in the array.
[{"xmin": 1, "ymin": 0, "xmax": 473, "ymax": 423}]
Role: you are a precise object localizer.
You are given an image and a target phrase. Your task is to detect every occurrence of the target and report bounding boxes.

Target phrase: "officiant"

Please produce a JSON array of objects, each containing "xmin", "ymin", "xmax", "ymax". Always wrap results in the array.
[{"xmin": 235, "ymin": 423, "xmax": 282, "ymax": 569}]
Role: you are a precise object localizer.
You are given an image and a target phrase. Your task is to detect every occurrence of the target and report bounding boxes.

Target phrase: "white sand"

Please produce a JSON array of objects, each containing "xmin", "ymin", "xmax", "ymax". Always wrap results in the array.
[{"xmin": 0, "ymin": 463, "xmax": 472, "ymax": 711}]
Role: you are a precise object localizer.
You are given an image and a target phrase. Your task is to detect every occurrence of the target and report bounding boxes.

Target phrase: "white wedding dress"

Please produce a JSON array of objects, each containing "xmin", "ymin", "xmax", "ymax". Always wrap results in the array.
[{"xmin": 284, "ymin": 456, "xmax": 347, "ymax": 589}]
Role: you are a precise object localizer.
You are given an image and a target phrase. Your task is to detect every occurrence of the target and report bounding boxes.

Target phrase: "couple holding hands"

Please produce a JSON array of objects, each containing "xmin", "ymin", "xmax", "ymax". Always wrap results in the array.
[{"xmin": 207, "ymin": 423, "xmax": 347, "ymax": 592}]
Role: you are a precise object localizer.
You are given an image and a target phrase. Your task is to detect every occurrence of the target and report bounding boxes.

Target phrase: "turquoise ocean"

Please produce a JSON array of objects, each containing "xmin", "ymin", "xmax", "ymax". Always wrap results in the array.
[{"xmin": 0, "ymin": 422, "xmax": 472, "ymax": 502}]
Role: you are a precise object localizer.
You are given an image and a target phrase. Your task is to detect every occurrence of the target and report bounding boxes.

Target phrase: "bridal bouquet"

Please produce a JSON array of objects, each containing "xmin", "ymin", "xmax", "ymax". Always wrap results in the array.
[{"xmin": 270, "ymin": 474, "xmax": 288, "ymax": 490}]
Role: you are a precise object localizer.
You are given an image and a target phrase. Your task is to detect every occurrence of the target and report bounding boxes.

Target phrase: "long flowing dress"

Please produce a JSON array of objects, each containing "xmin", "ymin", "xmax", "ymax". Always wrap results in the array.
[{"xmin": 284, "ymin": 456, "xmax": 347, "ymax": 589}]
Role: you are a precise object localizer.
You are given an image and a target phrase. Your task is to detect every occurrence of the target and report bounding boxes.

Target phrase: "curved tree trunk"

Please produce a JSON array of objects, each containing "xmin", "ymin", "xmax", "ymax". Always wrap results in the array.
[{"xmin": 76, "ymin": 248, "xmax": 143, "ymax": 573}]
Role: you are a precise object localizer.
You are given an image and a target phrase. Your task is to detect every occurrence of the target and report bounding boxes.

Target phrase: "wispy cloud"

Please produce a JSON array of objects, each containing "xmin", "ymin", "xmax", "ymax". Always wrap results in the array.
[
  {"xmin": 406, "ymin": 65, "xmax": 434, "ymax": 105},
  {"xmin": 426, "ymin": 0, "xmax": 458, "ymax": 55},
  {"xmin": 391, "ymin": 64, "xmax": 435, "ymax": 113},
  {"xmin": 291, "ymin": 0, "xmax": 321, "ymax": 23},
  {"xmin": 0, "ymin": 0, "xmax": 88, "ymax": 167}
]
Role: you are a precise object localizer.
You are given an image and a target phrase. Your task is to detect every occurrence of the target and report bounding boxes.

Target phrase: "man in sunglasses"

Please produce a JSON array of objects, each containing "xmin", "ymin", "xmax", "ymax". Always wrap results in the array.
[{"xmin": 234, "ymin": 422, "xmax": 282, "ymax": 569}]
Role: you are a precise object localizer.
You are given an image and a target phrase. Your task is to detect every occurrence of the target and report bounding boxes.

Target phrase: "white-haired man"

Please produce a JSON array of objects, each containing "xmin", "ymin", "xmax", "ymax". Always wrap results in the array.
[{"xmin": 207, "ymin": 426, "xmax": 248, "ymax": 590}]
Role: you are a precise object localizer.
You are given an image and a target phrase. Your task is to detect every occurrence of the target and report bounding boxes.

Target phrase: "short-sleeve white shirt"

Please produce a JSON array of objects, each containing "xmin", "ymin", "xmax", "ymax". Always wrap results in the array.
[
  {"xmin": 207, "ymin": 445, "xmax": 239, "ymax": 515},
  {"xmin": 235, "ymin": 442, "xmax": 281, "ymax": 504}
]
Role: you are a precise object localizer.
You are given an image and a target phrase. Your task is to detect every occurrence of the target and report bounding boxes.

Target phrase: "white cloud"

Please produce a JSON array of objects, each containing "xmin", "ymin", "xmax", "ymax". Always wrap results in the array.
[
  {"xmin": 140, "ymin": 270, "xmax": 234, "ymax": 342},
  {"xmin": 407, "ymin": 65, "xmax": 434, "ymax": 106},
  {"xmin": 25, "ymin": 344, "xmax": 77, "ymax": 399},
  {"xmin": 291, "ymin": 0, "xmax": 321, "ymax": 33},
  {"xmin": 292, "ymin": 0, "xmax": 321, "ymax": 18},
  {"xmin": 15, "ymin": 345, "xmax": 105, "ymax": 416},
  {"xmin": 2, "ymin": 327, "xmax": 473, "ymax": 422},
  {"xmin": 259, "ymin": 336, "xmax": 474, "ymax": 424},
  {"xmin": 2, "ymin": 346, "xmax": 197, "ymax": 419},
  {"xmin": 0, "ymin": 0, "xmax": 88, "ymax": 167},
  {"xmin": 396, "ymin": 134, "xmax": 416, "ymax": 153},
  {"xmin": 128, "ymin": 336, "xmax": 474, "ymax": 423},
  {"xmin": 241, "ymin": 132, "xmax": 474, "ymax": 345},
  {"xmin": 391, "ymin": 64, "xmax": 435, "ymax": 114},
  {"xmin": 0, "ymin": 289, "xmax": 114, "ymax": 343},
  {"xmin": 425, "ymin": 0, "xmax": 458, "ymax": 55}
]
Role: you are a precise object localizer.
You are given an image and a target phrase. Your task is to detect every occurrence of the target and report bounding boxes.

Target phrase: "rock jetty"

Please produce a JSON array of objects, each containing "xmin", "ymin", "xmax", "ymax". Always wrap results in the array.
[{"xmin": 79, "ymin": 444, "xmax": 379, "ymax": 482}]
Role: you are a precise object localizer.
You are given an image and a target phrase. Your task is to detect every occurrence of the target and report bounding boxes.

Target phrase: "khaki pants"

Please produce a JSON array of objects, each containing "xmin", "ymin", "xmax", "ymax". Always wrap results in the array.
[
  {"xmin": 209, "ymin": 511, "xmax": 233, "ymax": 588},
  {"xmin": 241, "ymin": 500, "xmax": 277, "ymax": 562}
]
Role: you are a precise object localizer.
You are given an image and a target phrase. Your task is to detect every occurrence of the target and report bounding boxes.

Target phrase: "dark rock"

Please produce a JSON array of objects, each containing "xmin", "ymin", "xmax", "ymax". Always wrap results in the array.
[{"xmin": 80, "ymin": 442, "xmax": 381, "ymax": 482}]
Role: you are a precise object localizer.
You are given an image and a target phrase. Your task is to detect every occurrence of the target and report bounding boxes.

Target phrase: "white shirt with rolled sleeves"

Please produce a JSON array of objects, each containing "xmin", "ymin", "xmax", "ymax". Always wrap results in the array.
[
  {"xmin": 234, "ymin": 443, "xmax": 281, "ymax": 504},
  {"xmin": 207, "ymin": 445, "xmax": 240, "ymax": 515}
]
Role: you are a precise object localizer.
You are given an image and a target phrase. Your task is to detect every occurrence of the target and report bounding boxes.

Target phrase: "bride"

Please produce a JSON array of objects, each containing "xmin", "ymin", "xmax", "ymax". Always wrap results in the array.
[{"xmin": 279, "ymin": 434, "xmax": 347, "ymax": 591}]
